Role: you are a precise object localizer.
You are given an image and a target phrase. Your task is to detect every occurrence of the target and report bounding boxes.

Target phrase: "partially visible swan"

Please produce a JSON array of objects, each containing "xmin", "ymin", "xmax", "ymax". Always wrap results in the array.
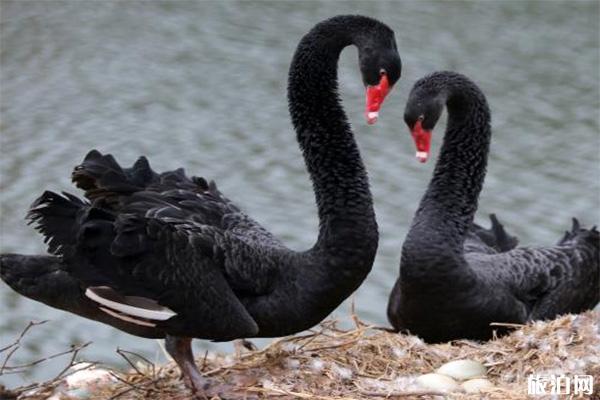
[
  {"xmin": 387, "ymin": 71, "xmax": 599, "ymax": 343},
  {"xmin": 0, "ymin": 15, "xmax": 401, "ymax": 396}
]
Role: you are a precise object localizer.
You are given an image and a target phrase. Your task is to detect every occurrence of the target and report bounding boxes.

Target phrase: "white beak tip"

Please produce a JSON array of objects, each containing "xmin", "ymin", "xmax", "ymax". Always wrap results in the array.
[
  {"xmin": 416, "ymin": 151, "xmax": 429, "ymax": 162},
  {"xmin": 366, "ymin": 111, "xmax": 379, "ymax": 124}
]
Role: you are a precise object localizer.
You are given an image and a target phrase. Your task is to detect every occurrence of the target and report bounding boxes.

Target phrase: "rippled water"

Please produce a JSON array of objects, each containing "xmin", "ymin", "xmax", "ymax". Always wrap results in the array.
[{"xmin": 1, "ymin": 0, "xmax": 598, "ymax": 386}]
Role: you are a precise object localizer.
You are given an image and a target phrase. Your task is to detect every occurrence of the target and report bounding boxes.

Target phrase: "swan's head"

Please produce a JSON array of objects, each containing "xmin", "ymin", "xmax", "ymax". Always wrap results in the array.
[
  {"xmin": 403, "ymin": 87, "xmax": 444, "ymax": 163},
  {"xmin": 360, "ymin": 38, "xmax": 401, "ymax": 125}
]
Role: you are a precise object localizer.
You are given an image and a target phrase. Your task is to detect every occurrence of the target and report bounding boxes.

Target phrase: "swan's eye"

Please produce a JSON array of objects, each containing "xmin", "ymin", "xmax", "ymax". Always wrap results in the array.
[
  {"xmin": 418, "ymin": 115, "xmax": 424, "ymax": 121},
  {"xmin": 379, "ymin": 69, "xmax": 387, "ymax": 76}
]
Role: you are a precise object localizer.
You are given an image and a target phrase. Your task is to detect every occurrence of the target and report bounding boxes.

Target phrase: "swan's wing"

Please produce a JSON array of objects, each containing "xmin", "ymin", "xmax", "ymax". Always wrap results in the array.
[
  {"xmin": 71, "ymin": 149, "xmax": 283, "ymax": 247},
  {"xmin": 28, "ymin": 192, "xmax": 265, "ymax": 339},
  {"xmin": 118, "ymin": 190, "xmax": 282, "ymax": 295},
  {"xmin": 106, "ymin": 215, "xmax": 264, "ymax": 339},
  {"xmin": 25, "ymin": 151, "xmax": 285, "ymax": 338},
  {"xmin": 463, "ymin": 232, "xmax": 497, "ymax": 255},
  {"xmin": 465, "ymin": 214, "xmax": 519, "ymax": 255},
  {"xmin": 69, "ymin": 150, "xmax": 283, "ymax": 296},
  {"xmin": 71, "ymin": 150, "xmax": 157, "ymax": 204},
  {"xmin": 0, "ymin": 254, "xmax": 163, "ymax": 338},
  {"xmin": 468, "ymin": 222, "xmax": 599, "ymax": 320}
]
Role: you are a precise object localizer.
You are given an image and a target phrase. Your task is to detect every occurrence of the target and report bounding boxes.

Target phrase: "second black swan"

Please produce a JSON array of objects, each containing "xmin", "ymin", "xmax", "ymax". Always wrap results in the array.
[
  {"xmin": 387, "ymin": 71, "xmax": 599, "ymax": 343},
  {"xmin": 0, "ymin": 15, "xmax": 401, "ymax": 396}
]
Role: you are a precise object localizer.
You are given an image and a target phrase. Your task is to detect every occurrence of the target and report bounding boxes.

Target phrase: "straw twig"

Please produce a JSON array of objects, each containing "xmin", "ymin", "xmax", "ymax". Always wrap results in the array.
[
  {"xmin": 0, "ymin": 320, "xmax": 49, "ymax": 374},
  {"xmin": 5, "ymin": 311, "xmax": 599, "ymax": 400}
]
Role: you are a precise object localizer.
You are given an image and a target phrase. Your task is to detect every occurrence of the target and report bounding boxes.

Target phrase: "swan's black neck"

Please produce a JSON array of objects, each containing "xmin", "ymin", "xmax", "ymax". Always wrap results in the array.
[
  {"xmin": 238, "ymin": 16, "xmax": 393, "ymax": 338},
  {"xmin": 410, "ymin": 72, "xmax": 491, "ymax": 251},
  {"xmin": 288, "ymin": 16, "xmax": 378, "ymax": 257}
]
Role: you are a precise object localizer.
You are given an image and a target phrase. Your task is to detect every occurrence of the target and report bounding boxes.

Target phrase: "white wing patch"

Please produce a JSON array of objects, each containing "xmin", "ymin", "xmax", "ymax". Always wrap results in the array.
[
  {"xmin": 98, "ymin": 306, "xmax": 157, "ymax": 327},
  {"xmin": 85, "ymin": 286, "xmax": 177, "ymax": 325}
]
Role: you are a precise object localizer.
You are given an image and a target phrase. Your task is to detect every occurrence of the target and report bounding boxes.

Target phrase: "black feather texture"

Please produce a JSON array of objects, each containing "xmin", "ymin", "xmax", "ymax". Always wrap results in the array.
[
  {"xmin": 1, "ymin": 16, "xmax": 400, "ymax": 343},
  {"xmin": 0, "ymin": 254, "xmax": 161, "ymax": 338},
  {"xmin": 465, "ymin": 214, "xmax": 519, "ymax": 254},
  {"xmin": 387, "ymin": 71, "xmax": 600, "ymax": 343}
]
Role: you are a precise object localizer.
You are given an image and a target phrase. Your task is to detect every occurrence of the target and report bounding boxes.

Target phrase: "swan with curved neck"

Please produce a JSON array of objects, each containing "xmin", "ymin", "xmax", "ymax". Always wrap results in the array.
[
  {"xmin": 0, "ymin": 15, "xmax": 401, "ymax": 396},
  {"xmin": 388, "ymin": 71, "xmax": 599, "ymax": 343}
]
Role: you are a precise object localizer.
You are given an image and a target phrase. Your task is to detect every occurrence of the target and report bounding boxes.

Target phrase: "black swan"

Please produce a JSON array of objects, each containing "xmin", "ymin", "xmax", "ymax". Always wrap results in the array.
[
  {"xmin": 0, "ymin": 15, "xmax": 401, "ymax": 396},
  {"xmin": 387, "ymin": 71, "xmax": 599, "ymax": 343}
]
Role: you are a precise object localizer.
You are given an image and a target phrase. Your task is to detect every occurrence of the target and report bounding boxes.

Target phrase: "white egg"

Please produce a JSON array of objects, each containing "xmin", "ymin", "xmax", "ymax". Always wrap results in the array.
[
  {"xmin": 462, "ymin": 378, "xmax": 494, "ymax": 393},
  {"xmin": 436, "ymin": 359, "xmax": 487, "ymax": 380},
  {"xmin": 415, "ymin": 373, "xmax": 461, "ymax": 392},
  {"xmin": 65, "ymin": 368, "xmax": 114, "ymax": 388}
]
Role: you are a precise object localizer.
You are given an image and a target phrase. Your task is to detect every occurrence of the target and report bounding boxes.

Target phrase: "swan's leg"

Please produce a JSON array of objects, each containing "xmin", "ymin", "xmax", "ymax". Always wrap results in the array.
[
  {"xmin": 165, "ymin": 336, "xmax": 210, "ymax": 395},
  {"xmin": 165, "ymin": 335, "xmax": 238, "ymax": 399}
]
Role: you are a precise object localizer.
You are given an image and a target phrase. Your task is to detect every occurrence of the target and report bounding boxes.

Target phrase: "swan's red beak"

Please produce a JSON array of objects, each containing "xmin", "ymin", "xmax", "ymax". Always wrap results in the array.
[
  {"xmin": 411, "ymin": 120, "xmax": 432, "ymax": 163},
  {"xmin": 365, "ymin": 73, "xmax": 390, "ymax": 125}
]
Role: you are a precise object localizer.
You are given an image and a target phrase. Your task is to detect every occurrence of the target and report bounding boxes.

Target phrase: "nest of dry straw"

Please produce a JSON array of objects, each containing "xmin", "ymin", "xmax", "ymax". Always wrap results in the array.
[{"xmin": 13, "ymin": 310, "xmax": 600, "ymax": 399}]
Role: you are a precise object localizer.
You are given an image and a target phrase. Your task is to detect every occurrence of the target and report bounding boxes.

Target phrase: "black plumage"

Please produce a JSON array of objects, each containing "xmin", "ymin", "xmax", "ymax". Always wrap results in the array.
[
  {"xmin": 0, "ymin": 15, "xmax": 401, "ymax": 396},
  {"xmin": 387, "ymin": 71, "xmax": 599, "ymax": 343},
  {"xmin": 463, "ymin": 214, "xmax": 519, "ymax": 255}
]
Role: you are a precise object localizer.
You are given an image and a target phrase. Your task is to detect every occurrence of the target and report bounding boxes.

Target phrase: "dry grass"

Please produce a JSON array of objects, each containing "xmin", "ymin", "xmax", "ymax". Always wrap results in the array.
[{"xmin": 10, "ymin": 310, "xmax": 600, "ymax": 399}]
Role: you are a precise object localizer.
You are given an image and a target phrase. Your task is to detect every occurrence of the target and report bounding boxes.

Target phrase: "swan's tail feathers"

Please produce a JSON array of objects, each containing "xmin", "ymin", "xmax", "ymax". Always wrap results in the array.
[
  {"xmin": 72, "ymin": 149, "xmax": 158, "ymax": 202},
  {"xmin": 471, "ymin": 213, "xmax": 519, "ymax": 253},
  {"xmin": 27, "ymin": 190, "xmax": 118, "ymax": 260},
  {"xmin": 27, "ymin": 191, "xmax": 90, "ymax": 255},
  {"xmin": 0, "ymin": 254, "xmax": 82, "ymax": 309}
]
